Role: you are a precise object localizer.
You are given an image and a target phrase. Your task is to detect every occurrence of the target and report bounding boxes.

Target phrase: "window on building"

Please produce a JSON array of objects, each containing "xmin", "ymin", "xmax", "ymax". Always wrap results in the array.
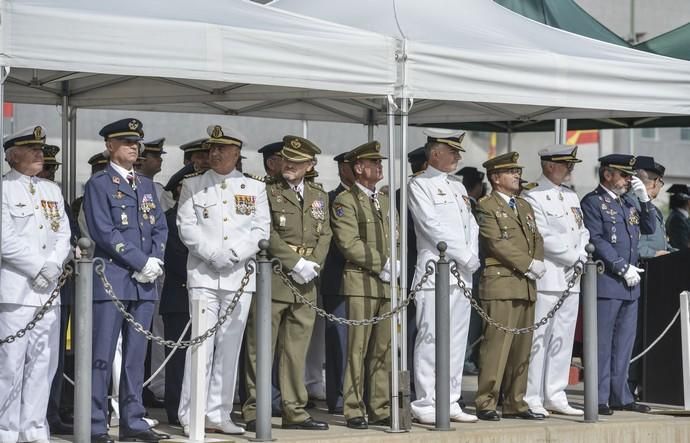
[
  {"xmin": 681, "ymin": 128, "xmax": 690, "ymax": 141},
  {"xmin": 640, "ymin": 128, "xmax": 657, "ymax": 140}
]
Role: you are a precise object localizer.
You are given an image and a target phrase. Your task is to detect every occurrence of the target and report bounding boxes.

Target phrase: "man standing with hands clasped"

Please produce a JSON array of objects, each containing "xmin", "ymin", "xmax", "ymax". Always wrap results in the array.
[
  {"xmin": 581, "ymin": 154, "xmax": 655, "ymax": 415},
  {"xmin": 84, "ymin": 118, "xmax": 169, "ymax": 443},
  {"xmin": 407, "ymin": 129, "xmax": 479, "ymax": 424},
  {"xmin": 474, "ymin": 152, "xmax": 545, "ymax": 422},
  {"xmin": 522, "ymin": 145, "xmax": 589, "ymax": 417}
]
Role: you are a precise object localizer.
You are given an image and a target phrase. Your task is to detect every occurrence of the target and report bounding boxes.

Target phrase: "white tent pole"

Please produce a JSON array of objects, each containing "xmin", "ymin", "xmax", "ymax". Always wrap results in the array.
[
  {"xmin": 0, "ymin": 66, "xmax": 7, "ymax": 272},
  {"xmin": 555, "ymin": 118, "xmax": 567, "ymax": 144},
  {"xmin": 69, "ymin": 107, "xmax": 77, "ymax": 203},
  {"xmin": 302, "ymin": 120, "xmax": 308, "ymax": 138},
  {"xmin": 386, "ymin": 96, "xmax": 400, "ymax": 432},
  {"xmin": 61, "ymin": 82, "xmax": 69, "ymax": 197},
  {"xmin": 399, "ymin": 96, "xmax": 409, "ymax": 377}
]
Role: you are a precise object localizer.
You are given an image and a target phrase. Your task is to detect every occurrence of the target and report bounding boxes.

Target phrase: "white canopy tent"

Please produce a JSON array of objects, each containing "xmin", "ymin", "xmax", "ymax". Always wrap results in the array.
[{"xmin": 273, "ymin": 0, "xmax": 690, "ymax": 126}]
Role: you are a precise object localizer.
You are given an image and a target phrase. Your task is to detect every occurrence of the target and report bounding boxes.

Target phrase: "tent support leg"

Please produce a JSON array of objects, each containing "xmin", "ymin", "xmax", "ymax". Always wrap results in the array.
[
  {"xmin": 69, "ymin": 107, "xmax": 78, "ymax": 205},
  {"xmin": 61, "ymin": 82, "xmax": 70, "ymax": 199}
]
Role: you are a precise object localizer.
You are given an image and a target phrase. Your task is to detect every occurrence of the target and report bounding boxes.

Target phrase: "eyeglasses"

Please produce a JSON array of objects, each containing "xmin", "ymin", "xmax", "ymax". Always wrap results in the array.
[{"xmin": 655, "ymin": 177, "xmax": 665, "ymax": 186}]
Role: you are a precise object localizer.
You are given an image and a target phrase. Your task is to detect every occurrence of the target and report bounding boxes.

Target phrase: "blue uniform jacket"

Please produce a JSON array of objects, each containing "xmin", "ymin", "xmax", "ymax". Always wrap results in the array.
[
  {"xmin": 581, "ymin": 185, "xmax": 655, "ymax": 300},
  {"xmin": 83, "ymin": 164, "xmax": 168, "ymax": 301}
]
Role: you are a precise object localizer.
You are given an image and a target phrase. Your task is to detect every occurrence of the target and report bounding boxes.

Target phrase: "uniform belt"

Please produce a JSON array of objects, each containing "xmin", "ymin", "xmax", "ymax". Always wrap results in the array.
[{"xmin": 288, "ymin": 244, "xmax": 314, "ymax": 256}]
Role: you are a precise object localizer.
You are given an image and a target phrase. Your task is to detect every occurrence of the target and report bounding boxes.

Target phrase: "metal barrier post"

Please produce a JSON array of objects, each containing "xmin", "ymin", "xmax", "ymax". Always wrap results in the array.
[
  {"xmin": 679, "ymin": 291, "xmax": 690, "ymax": 410},
  {"xmin": 433, "ymin": 242, "xmax": 453, "ymax": 432},
  {"xmin": 188, "ymin": 296, "xmax": 208, "ymax": 442},
  {"xmin": 74, "ymin": 238, "xmax": 93, "ymax": 442},
  {"xmin": 583, "ymin": 243, "xmax": 598, "ymax": 422},
  {"xmin": 254, "ymin": 240, "xmax": 273, "ymax": 441}
]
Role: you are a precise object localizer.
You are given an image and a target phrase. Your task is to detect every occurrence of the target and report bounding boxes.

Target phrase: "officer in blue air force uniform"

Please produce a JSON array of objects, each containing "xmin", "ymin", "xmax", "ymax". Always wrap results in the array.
[
  {"xmin": 83, "ymin": 118, "xmax": 169, "ymax": 443},
  {"xmin": 580, "ymin": 154, "xmax": 655, "ymax": 416}
]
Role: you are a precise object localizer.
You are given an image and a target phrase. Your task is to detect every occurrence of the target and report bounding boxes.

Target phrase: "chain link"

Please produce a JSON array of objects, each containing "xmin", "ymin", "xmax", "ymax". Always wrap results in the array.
[
  {"xmin": 451, "ymin": 260, "xmax": 585, "ymax": 335},
  {"xmin": 0, "ymin": 264, "xmax": 74, "ymax": 346},
  {"xmin": 94, "ymin": 258, "xmax": 255, "ymax": 349},
  {"xmin": 274, "ymin": 260, "xmax": 436, "ymax": 326}
]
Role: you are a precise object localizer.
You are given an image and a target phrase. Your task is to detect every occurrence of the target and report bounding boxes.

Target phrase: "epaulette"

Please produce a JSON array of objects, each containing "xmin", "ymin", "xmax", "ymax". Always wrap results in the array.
[
  {"xmin": 336, "ymin": 188, "xmax": 349, "ymax": 198},
  {"xmin": 264, "ymin": 175, "xmax": 279, "ymax": 185},
  {"xmin": 95, "ymin": 170, "xmax": 108, "ymax": 177},
  {"xmin": 522, "ymin": 182, "xmax": 539, "ymax": 191},
  {"xmin": 183, "ymin": 170, "xmax": 204, "ymax": 180},
  {"xmin": 478, "ymin": 194, "xmax": 490, "ymax": 202},
  {"xmin": 409, "ymin": 170, "xmax": 424, "ymax": 179},
  {"xmin": 447, "ymin": 174, "xmax": 462, "ymax": 182},
  {"xmin": 307, "ymin": 180, "xmax": 325, "ymax": 191},
  {"xmin": 243, "ymin": 173, "xmax": 265, "ymax": 182}
]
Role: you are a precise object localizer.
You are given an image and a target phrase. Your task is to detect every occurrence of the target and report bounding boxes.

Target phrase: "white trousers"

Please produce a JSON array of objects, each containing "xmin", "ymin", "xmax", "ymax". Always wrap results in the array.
[
  {"xmin": 0, "ymin": 304, "xmax": 59, "ymax": 443},
  {"xmin": 525, "ymin": 290, "xmax": 579, "ymax": 410},
  {"xmin": 411, "ymin": 287, "xmax": 470, "ymax": 419},
  {"xmin": 178, "ymin": 288, "xmax": 252, "ymax": 426}
]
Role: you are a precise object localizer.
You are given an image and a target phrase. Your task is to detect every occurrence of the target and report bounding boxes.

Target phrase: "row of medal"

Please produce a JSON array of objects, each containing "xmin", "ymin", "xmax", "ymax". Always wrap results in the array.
[{"xmin": 40, "ymin": 200, "xmax": 61, "ymax": 232}]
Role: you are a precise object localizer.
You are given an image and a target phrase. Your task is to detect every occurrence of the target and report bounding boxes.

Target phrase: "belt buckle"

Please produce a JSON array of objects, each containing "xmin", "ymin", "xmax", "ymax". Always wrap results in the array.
[{"xmin": 297, "ymin": 246, "xmax": 306, "ymax": 255}]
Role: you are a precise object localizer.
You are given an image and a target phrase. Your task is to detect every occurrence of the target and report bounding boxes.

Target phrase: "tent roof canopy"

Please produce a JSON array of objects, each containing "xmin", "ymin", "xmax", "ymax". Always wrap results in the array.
[{"xmin": 635, "ymin": 22, "xmax": 690, "ymax": 61}]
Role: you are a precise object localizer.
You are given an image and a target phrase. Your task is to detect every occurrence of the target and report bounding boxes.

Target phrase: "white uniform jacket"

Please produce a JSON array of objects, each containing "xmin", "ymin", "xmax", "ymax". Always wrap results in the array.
[
  {"xmin": 523, "ymin": 175, "xmax": 589, "ymax": 293},
  {"xmin": 408, "ymin": 165, "xmax": 479, "ymax": 290},
  {"xmin": 1, "ymin": 169, "xmax": 71, "ymax": 306},
  {"xmin": 177, "ymin": 169, "xmax": 270, "ymax": 292}
]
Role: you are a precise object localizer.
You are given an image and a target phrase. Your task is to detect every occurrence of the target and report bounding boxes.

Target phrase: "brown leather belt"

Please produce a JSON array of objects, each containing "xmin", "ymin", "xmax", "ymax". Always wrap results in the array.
[{"xmin": 288, "ymin": 244, "xmax": 314, "ymax": 256}]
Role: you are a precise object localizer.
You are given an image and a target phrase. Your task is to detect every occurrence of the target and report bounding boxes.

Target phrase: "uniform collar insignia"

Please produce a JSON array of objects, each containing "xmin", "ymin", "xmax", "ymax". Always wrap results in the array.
[
  {"xmin": 15, "ymin": 202, "xmax": 26, "ymax": 207},
  {"xmin": 112, "ymin": 175, "xmax": 120, "ymax": 184}
]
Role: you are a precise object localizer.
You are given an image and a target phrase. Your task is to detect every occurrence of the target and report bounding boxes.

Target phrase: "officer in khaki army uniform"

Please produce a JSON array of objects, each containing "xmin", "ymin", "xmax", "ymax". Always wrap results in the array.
[
  {"xmin": 243, "ymin": 135, "xmax": 331, "ymax": 431},
  {"xmin": 474, "ymin": 152, "xmax": 546, "ymax": 421},
  {"xmin": 331, "ymin": 141, "xmax": 398, "ymax": 430}
]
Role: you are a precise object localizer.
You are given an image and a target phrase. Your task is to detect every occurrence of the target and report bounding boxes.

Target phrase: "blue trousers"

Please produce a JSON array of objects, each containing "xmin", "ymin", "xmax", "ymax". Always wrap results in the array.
[
  {"xmin": 597, "ymin": 298, "xmax": 637, "ymax": 406},
  {"xmin": 91, "ymin": 300, "xmax": 154, "ymax": 435}
]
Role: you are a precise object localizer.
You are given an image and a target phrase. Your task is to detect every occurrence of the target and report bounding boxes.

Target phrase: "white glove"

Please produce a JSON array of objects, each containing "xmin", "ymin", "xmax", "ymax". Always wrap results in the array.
[
  {"xmin": 141, "ymin": 257, "xmax": 164, "ymax": 279},
  {"xmin": 208, "ymin": 249, "xmax": 238, "ymax": 272},
  {"xmin": 381, "ymin": 258, "xmax": 391, "ymax": 274},
  {"xmin": 623, "ymin": 265, "xmax": 643, "ymax": 287},
  {"xmin": 527, "ymin": 259, "xmax": 546, "ymax": 279},
  {"xmin": 299, "ymin": 259, "xmax": 321, "ymax": 283},
  {"xmin": 31, "ymin": 273, "xmax": 50, "ymax": 291},
  {"xmin": 378, "ymin": 269, "xmax": 391, "ymax": 283},
  {"xmin": 465, "ymin": 255, "xmax": 481, "ymax": 274},
  {"xmin": 39, "ymin": 261, "xmax": 62, "ymax": 281},
  {"xmin": 289, "ymin": 271, "xmax": 307, "ymax": 285},
  {"xmin": 132, "ymin": 270, "xmax": 154, "ymax": 284},
  {"xmin": 630, "ymin": 176, "xmax": 650, "ymax": 203},
  {"xmin": 524, "ymin": 270, "xmax": 538, "ymax": 281}
]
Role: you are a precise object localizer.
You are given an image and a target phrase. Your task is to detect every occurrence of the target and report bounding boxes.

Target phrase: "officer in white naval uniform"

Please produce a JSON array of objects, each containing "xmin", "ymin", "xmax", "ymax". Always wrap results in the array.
[
  {"xmin": 523, "ymin": 145, "xmax": 589, "ymax": 417},
  {"xmin": 0, "ymin": 126, "xmax": 71, "ymax": 443},
  {"xmin": 408, "ymin": 129, "xmax": 479, "ymax": 424},
  {"xmin": 176, "ymin": 125, "xmax": 270, "ymax": 436}
]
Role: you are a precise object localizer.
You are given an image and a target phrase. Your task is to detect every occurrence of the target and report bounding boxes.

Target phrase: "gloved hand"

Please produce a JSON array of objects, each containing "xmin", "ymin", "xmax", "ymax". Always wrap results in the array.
[
  {"xmin": 293, "ymin": 258, "xmax": 320, "ymax": 284},
  {"xmin": 378, "ymin": 269, "xmax": 391, "ymax": 283},
  {"xmin": 132, "ymin": 270, "xmax": 154, "ymax": 284},
  {"xmin": 623, "ymin": 264, "xmax": 643, "ymax": 287},
  {"xmin": 524, "ymin": 270, "xmax": 538, "ymax": 281},
  {"xmin": 527, "ymin": 259, "xmax": 546, "ymax": 279},
  {"xmin": 208, "ymin": 249, "xmax": 238, "ymax": 273},
  {"xmin": 289, "ymin": 271, "xmax": 307, "ymax": 285},
  {"xmin": 630, "ymin": 176, "xmax": 650, "ymax": 203},
  {"xmin": 39, "ymin": 261, "xmax": 62, "ymax": 281},
  {"xmin": 465, "ymin": 254, "xmax": 481, "ymax": 273},
  {"xmin": 141, "ymin": 257, "xmax": 164, "ymax": 280},
  {"xmin": 31, "ymin": 273, "xmax": 50, "ymax": 291}
]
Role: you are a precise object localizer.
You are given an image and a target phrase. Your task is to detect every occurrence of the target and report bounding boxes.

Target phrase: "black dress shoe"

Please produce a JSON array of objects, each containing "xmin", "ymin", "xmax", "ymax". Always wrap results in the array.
[
  {"xmin": 370, "ymin": 416, "xmax": 391, "ymax": 426},
  {"xmin": 598, "ymin": 404, "xmax": 614, "ymax": 415},
  {"xmin": 91, "ymin": 433, "xmax": 115, "ymax": 443},
  {"xmin": 245, "ymin": 420, "xmax": 256, "ymax": 432},
  {"xmin": 611, "ymin": 402, "xmax": 651, "ymax": 413},
  {"xmin": 119, "ymin": 429, "xmax": 170, "ymax": 442},
  {"xmin": 49, "ymin": 420, "xmax": 74, "ymax": 435},
  {"xmin": 502, "ymin": 409, "xmax": 545, "ymax": 420},
  {"xmin": 346, "ymin": 417, "xmax": 368, "ymax": 429},
  {"xmin": 476, "ymin": 410, "xmax": 500, "ymax": 421},
  {"xmin": 281, "ymin": 417, "xmax": 329, "ymax": 430}
]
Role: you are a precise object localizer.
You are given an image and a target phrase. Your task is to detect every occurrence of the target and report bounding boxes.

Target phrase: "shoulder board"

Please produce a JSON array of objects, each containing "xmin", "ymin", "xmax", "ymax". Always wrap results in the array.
[
  {"xmin": 411, "ymin": 170, "xmax": 425, "ymax": 178},
  {"xmin": 522, "ymin": 182, "xmax": 539, "ymax": 191},
  {"xmin": 95, "ymin": 170, "xmax": 108, "ymax": 178},
  {"xmin": 183, "ymin": 170, "xmax": 204, "ymax": 180},
  {"xmin": 243, "ymin": 173, "xmax": 265, "ymax": 182},
  {"xmin": 307, "ymin": 180, "xmax": 325, "ymax": 191},
  {"xmin": 478, "ymin": 194, "xmax": 490, "ymax": 203},
  {"xmin": 447, "ymin": 174, "xmax": 462, "ymax": 182},
  {"xmin": 264, "ymin": 175, "xmax": 279, "ymax": 185}
]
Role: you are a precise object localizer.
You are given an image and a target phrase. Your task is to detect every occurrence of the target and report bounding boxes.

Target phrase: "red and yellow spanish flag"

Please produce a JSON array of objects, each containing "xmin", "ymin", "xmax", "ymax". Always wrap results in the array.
[{"xmin": 566, "ymin": 130, "xmax": 599, "ymax": 145}]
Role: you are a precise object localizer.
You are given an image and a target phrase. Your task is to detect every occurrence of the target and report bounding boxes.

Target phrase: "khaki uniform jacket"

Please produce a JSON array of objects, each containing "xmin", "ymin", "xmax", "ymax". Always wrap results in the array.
[
  {"xmin": 477, "ymin": 191, "xmax": 544, "ymax": 301},
  {"xmin": 267, "ymin": 178, "xmax": 332, "ymax": 303},
  {"xmin": 331, "ymin": 184, "xmax": 399, "ymax": 298}
]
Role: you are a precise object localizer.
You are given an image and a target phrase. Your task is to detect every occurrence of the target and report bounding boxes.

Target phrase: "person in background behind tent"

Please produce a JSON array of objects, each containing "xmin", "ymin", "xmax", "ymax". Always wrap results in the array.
[{"xmin": 666, "ymin": 183, "xmax": 690, "ymax": 250}]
